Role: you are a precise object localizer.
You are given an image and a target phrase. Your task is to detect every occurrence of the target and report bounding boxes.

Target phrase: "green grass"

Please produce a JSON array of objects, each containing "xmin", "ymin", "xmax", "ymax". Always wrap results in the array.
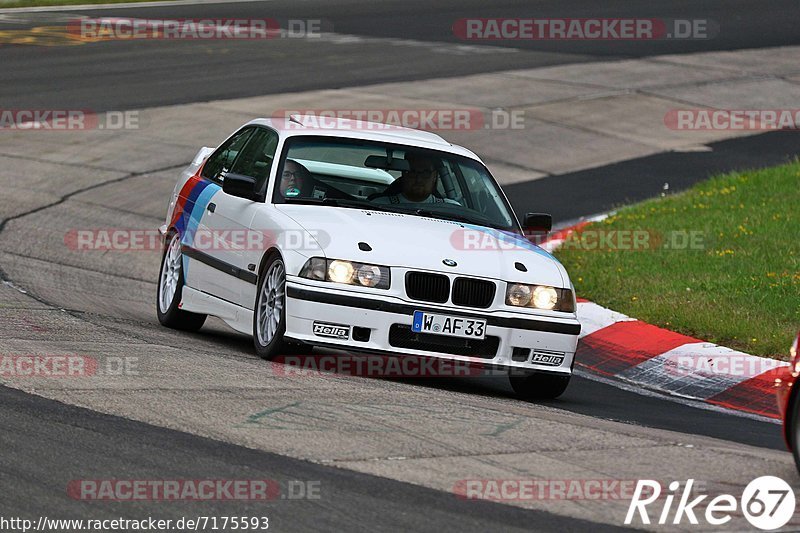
[
  {"xmin": 0, "ymin": 0, "xmax": 162, "ymax": 8},
  {"xmin": 555, "ymin": 161, "xmax": 800, "ymax": 358}
]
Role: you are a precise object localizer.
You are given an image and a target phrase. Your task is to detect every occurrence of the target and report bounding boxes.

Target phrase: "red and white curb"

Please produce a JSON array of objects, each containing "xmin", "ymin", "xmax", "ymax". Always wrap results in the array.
[
  {"xmin": 543, "ymin": 220, "xmax": 787, "ymax": 420},
  {"xmin": 575, "ymin": 301, "xmax": 787, "ymax": 419}
]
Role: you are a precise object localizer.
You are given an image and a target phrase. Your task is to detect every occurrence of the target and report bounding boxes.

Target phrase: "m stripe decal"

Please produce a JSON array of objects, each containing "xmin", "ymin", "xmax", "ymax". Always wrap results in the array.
[
  {"xmin": 183, "ymin": 183, "xmax": 220, "ymax": 248},
  {"xmin": 175, "ymin": 177, "xmax": 213, "ymax": 237}
]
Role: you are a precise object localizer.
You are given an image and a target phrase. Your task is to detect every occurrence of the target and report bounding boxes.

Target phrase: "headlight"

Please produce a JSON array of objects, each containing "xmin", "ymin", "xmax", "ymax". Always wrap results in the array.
[
  {"xmin": 506, "ymin": 284, "xmax": 532, "ymax": 307},
  {"xmin": 532, "ymin": 286, "xmax": 558, "ymax": 310},
  {"xmin": 356, "ymin": 264, "xmax": 383, "ymax": 288},
  {"xmin": 300, "ymin": 257, "xmax": 327, "ymax": 281},
  {"xmin": 328, "ymin": 260, "xmax": 355, "ymax": 284},
  {"xmin": 300, "ymin": 257, "xmax": 390, "ymax": 289},
  {"xmin": 506, "ymin": 283, "xmax": 574, "ymax": 312}
]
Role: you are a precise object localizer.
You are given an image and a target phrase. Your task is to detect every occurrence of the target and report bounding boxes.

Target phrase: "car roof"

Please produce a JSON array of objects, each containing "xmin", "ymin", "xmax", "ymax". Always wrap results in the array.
[{"xmin": 246, "ymin": 115, "xmax": 483, "ymax": 162}]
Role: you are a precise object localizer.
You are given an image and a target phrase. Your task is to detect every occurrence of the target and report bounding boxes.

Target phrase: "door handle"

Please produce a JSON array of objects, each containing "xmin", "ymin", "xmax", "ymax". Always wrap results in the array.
[{"xmin": 207, "ymin": 203, "xmax": 216, "ymax": 213}]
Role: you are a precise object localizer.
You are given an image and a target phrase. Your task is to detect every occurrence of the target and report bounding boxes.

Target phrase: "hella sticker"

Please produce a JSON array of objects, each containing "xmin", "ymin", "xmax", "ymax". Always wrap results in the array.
[
  {"xmin": 313, "ymin": 322, "xmax": 350, "ymax": 340},
  {"xmin": 530, "ymin": 352, "xmax": 565, "ymax": 366}
]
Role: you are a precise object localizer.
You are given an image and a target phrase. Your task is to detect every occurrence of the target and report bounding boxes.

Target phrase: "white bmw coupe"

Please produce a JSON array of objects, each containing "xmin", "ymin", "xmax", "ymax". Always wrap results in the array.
[{"xmin": 157, "ymin": 116, "xmax": 580, "ymax": 399}]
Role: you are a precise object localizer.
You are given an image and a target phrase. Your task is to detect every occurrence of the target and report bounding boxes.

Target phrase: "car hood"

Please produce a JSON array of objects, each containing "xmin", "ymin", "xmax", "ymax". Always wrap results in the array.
[{"xmin": 275, "ymin": 205, "xmax": 568, "ymax": 287}]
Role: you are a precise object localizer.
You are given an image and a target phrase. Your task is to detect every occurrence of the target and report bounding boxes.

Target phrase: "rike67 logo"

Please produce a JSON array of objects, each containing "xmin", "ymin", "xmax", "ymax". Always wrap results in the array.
[{"xmin": 625, "ymin": 477, "xmax": 796, "ymax": 530}]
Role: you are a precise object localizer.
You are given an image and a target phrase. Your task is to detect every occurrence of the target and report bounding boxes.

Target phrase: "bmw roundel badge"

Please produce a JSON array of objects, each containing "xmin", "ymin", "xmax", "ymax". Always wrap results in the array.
[{"xmin": 442, "ymin": 259, "xmax": 457, "ymax": 267}]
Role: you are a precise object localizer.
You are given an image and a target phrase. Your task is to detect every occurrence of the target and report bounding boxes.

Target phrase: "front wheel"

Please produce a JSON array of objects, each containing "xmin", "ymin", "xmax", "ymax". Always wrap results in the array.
[
  {"xmin": 156, "ymin": 232, "xmax": 206, "ymax": 331},
  {"xmin": 510, "ymin": 372, "xmax": 570, "ymax": 400},
  {"xmin": 253, "ymin": 253, "xmax": 292, "ymax": 360}
]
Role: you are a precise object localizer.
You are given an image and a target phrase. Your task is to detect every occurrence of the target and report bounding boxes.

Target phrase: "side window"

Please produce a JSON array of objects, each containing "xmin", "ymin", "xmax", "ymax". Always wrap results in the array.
[
  {"xmin": 229, "ymin": 128, "xmax": 279, "ymax": 190},
  {"xmin": 202, "ymin": 128, "xmax": 254, "ymax": 182},
  {"xmin": 460, "ymin": 164, "xmax": 511, "ymax": 225}
]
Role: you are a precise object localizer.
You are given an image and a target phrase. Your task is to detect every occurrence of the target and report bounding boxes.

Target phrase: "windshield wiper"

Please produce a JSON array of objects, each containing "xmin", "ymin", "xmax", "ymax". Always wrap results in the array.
[
  {"xmin": 398, "ymin": 208, "xmax": 487, "ymax": 226},
  {"xmin": 335, "ymin": 198, "xmax": 395, "ymax": 211},
  {"xmin": 282, "ymin": 197, "xmax": 329, "ymax": 205}
]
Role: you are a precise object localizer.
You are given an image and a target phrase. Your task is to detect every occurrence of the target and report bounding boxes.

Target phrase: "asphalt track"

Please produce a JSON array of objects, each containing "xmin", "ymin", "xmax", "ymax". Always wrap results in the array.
[
  {"xmin": 506, "ymin": 130, "xmax": 800, "ymax": 222},
  {"xmin": 1, "ymin": 0, "xmax": 799, "ymax": 109},
  {"xmin": 1, "ymin": 1, "xmax": 799, "ymax": 531},
  {"xmin": 0, "ymin": 385, "xmax": 628, "ymax": 532}
]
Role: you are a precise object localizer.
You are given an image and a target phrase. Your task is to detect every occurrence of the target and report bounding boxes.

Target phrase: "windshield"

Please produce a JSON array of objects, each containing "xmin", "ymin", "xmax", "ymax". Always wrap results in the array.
[{"xmin": 272, "ymin": 136, "xmax": 519, "ymax": 231}]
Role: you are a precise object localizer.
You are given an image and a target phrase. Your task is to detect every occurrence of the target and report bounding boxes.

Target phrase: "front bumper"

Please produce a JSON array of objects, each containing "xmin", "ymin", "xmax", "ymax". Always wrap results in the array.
[{"xmin": 284, "ymin": 279, "xmax": 580, "ymax": 374}]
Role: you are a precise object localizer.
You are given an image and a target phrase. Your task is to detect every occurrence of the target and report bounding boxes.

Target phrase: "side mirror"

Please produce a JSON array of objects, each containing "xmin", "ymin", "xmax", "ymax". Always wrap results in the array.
[
  {"xmin": 524, "ymin": 213, "xmax": 552, "ymax": 232},
  {"xmin": 523, "ymin": 213, "xmax": 552, "ymax": 243},
  {"xmin": 222, "ymin": 173, "xmax": 259, "ymax": 201}
]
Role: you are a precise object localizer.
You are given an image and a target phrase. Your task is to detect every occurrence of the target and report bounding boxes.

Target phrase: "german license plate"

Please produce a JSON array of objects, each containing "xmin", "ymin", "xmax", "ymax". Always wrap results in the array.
[{"xmin": 411, "ymin": 311, "xmax": 486, "ymax": 339}]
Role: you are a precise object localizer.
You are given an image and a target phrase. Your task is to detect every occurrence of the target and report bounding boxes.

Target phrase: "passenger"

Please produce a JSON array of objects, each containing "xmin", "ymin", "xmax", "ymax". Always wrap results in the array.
[{"xmin": 279, "ymin": 159, "xmax": 310, "ymax": 198}]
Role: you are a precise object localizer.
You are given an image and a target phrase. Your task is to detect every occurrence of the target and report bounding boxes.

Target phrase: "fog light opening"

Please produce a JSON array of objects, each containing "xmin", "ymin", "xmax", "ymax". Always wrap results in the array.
[
  {"xmin": 352, "ymin": 327, "xmax": 371, "ymax": 342},
  {"xmin": 511, "ymin": 347, "xmax": 530, "ymax": 362}
]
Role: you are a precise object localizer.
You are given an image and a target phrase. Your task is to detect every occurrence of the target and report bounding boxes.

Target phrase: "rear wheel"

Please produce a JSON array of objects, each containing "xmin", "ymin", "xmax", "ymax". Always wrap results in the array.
[
  {"xmin": 510, "ymin": 372, "xmax": 570, "ymax": 400},
  {"xmin": 156, "ymin": 232, "xmax": 206, "ymax": 331}
]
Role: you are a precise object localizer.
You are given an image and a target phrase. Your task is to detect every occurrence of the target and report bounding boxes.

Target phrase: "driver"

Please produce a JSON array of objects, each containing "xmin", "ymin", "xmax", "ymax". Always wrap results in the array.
[{"xmin": 373, "ymin": 153, "xmax": 458, "ymax": 205}]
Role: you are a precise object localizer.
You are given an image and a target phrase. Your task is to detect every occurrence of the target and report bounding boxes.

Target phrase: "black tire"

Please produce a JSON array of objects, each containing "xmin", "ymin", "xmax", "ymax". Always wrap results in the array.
[
  {"xmin": 510, "ymin": 372, "xmax": 570, "ymax": 400},
  {"xmin": 253, "ymin": 252, "xmax": 293, "ymax": 360},
  {"xmin": 790, "ymin": 396, "xmax": 800, "ymax": 474},
  {"xmin": 156, "ymin": 232, "xmax": 206, "ymax": 331}
]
